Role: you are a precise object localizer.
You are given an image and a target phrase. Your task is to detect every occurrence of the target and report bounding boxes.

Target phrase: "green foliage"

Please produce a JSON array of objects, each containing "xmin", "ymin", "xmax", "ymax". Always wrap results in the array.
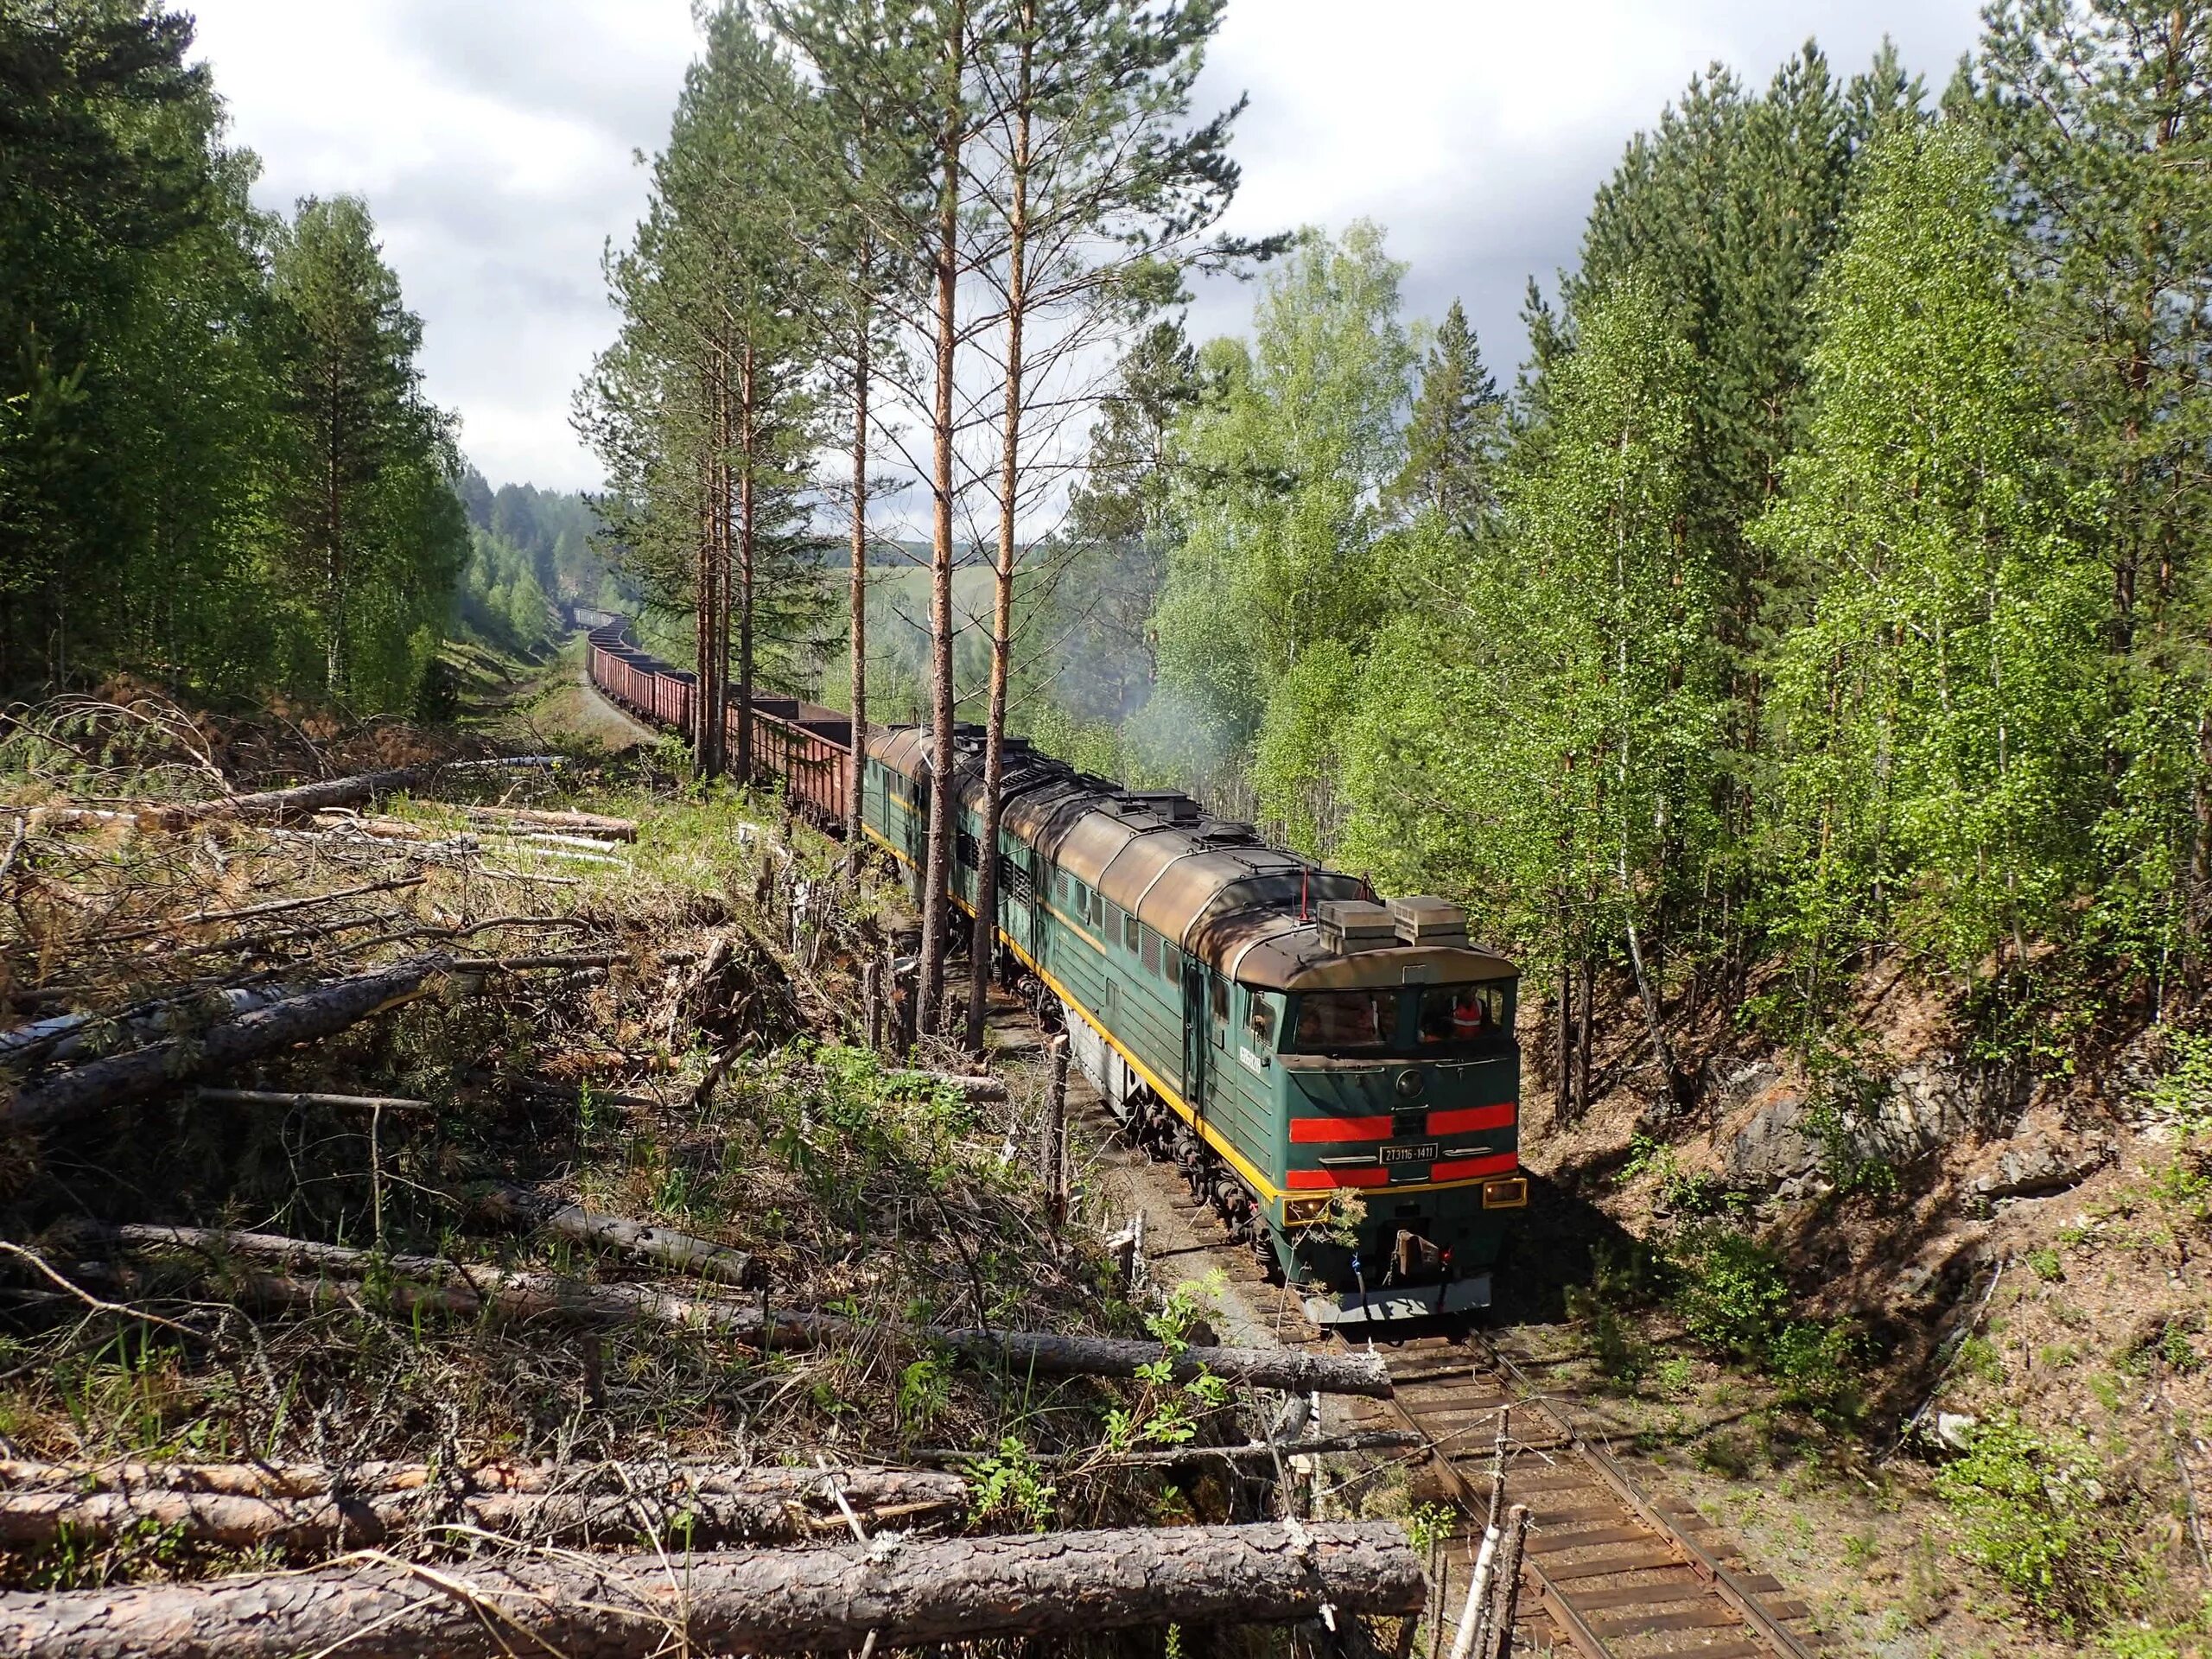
[
  {"xmin": 1392, "ymin": 298, "xmax": 1504, "ymax": 532},
  {"xmin": 1402, "ymin": 1502, "xmax": 1457, "ymax": 1555},
  {"xmin": 0, "ymin": 4, "xmax": 463, "ymax": 709},
  {"xmin": 964, "ymin": 1435, "xmax": 1058, "ymax": 1532},
  {"xmin": 1936, "ymin": 1413, "xmax": 2127, "ymax": 1628},
  {"xmin": 895, "ymin": 1357, "xmax": 952, "ymax": 1436},
  {"xmin": 1620, "ymin": 1135, "xmax": 1738, "ymax": 1216},
  {"xmin": 1154, "ymin": 223, "xmax": 1414, "ymax": 741},
  {"xmin": 1753, "ymin": 124, "xmax": 2104, "ymax": 982},
  {"xmin": 1669, "ymin": 1224, "xmax": 1858, "ymax": 1416},
  {"xmin": 2145, "ymin": 1032, "xmax": 2212, "ymax": 1133},
  {"xmin": 1672, "ymin": 1224, "xmax": 1794, "ymax": 1360}
]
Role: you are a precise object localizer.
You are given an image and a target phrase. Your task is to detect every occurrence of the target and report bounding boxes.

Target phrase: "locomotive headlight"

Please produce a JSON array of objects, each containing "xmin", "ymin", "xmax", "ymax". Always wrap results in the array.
[
  {"xmin": 1283, "ymin": 1197, "xmax": 1333, "ymax": 1226},
  {"xmin": 1394, "ymin": 1068, "xmax": 1424, "ymax": 1099}
]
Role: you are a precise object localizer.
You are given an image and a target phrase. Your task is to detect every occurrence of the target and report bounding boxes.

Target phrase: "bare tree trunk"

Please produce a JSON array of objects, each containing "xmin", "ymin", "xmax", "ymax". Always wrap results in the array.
[
  {"xmin": 968, "ymin": 11, "xmax": 1034, "ymax": 1054},
  {"xmin": 0, "ymin": 1521, "xmax": 1424, "ymax": 1659},
  {"xmin": 1, "ymin": 957, "xmax": 449, "ymax": 1131},
  {"xmin": 92, "ymin": 1225, "xmax": 1397, "ymax": 1395},
  {"xmin": 1575, "ymin": 956, "xmax": 1595, "ymax": 1120},
  {"xmin": 917, "ymin": 4, "xmax": 969, "ymax": 1038},
  {"xmin": 845, "ymin": 301, "xmax": 872, "ymax": 861},
  {"xmin": 467, "ymin": 1181, "xmax": 762, "ymax": 1287},
  {"xmin": 1554, "ymin": 937, "xmax": 1573, "ymax": 1126},
  {"xmin": 735, "ymin": 340, "xmax": 758, "ymax": 785},
  {"xmin": 1624, "ymin": 914, "xmax": 1675, "ymax": 1101},
  {"xmin": 694, "ymin": 378, "xmax": 721, "ymax": 779}
]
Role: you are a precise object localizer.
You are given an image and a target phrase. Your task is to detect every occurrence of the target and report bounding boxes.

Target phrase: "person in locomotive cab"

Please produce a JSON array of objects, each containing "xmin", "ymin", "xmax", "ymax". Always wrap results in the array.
[{"xmin": 1451, "ymin": 988, "xmax": 1490, "ymax": 1040}]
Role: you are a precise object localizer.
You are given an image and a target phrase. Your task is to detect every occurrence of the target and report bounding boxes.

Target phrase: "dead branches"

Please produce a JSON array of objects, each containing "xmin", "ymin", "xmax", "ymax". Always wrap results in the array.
[
  {"xmin": 0, "ymin": 957, "xmax": 450, "ymax": 1130},
  {"xmin": 0, "ymin": 1521, "xmax": 1424, "ymax": 1658}
]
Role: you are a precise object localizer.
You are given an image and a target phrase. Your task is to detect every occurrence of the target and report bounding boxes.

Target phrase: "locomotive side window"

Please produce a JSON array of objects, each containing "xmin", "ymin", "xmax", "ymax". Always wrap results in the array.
[
  {"xmin": 1162, "ymin": 944, "xmax": 1181, "ymax": 989},
  {"xmin": 1122, "ymin": 912, "xmax": 1141, "ymax": 954},
  {"xmin": 1247, "ymin": 994, "xmax": 1276, "ymax": 1055},
  {"xmin": 1209, "ymin": 975, "xmax": 1228, "ymax": 1046}
]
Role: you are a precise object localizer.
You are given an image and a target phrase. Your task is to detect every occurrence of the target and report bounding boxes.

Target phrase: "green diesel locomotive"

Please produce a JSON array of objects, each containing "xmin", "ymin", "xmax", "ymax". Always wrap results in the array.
[{"xmin": 861, "ymin": 727, "xmax": 1526, "ymax": 1325}]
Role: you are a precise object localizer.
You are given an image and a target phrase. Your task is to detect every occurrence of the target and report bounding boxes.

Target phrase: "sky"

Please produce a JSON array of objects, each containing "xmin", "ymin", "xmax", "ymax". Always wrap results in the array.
[{"xmin": 184, "ymin": 0, "xmax": 1987, "ymax": 495}]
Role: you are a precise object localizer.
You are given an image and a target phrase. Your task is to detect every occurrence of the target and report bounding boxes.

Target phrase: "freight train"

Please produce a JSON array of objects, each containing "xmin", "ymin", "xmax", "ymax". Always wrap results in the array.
[{"xmin": 586, "ymin": 622, "xmax": 1526, "ymax": 1325}]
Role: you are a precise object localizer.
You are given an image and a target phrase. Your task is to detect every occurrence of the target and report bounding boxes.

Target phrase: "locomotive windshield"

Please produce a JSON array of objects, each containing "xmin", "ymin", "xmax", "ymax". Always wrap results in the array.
[
  {"xmin": 1294, "ymin": 991, "xmax": 1391, "ymax": 1050},
  {"xmin": 1287, "ymin": 983, "xmax": 1510, "ymax": 1055}
]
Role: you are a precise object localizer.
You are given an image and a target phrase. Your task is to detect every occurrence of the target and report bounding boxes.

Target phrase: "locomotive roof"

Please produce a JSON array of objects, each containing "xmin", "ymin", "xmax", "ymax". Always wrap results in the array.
[{"xmin": 865, "ymin": 725, "xmax": 1515, "ymax": 990}]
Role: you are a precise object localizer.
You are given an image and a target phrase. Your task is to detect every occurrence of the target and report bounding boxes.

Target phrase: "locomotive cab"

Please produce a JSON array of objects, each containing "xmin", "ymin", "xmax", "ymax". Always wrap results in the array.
[{"xmin": 1250, "ymin": 900, "xmax": 1524, "ymax": 1325}]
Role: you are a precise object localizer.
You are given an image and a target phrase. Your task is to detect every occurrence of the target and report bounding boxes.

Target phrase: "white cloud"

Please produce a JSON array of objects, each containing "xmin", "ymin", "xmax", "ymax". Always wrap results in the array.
[{"xmin": 183, "ymin": 0, "xmax": 1983, "ymax": 492}]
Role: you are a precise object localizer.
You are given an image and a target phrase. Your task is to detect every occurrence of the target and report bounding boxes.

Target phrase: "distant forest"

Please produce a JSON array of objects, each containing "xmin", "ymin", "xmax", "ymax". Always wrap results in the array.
[
  {"xmin": 453, "ymin": 469, "xmax": 623, "ymax": 656},
  {"xmin": 0, "ymin": 5, "xmax": 626, "ymax": 713}
]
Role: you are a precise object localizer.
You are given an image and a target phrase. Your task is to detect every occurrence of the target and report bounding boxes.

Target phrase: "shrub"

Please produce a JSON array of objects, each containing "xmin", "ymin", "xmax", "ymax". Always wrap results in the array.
[
  {"xmin": 1672, "ymin": 1225, "xmax": 1793, "ymax": 1360},
  {"xmin": 1936, "ymin": 1414, "xmax": 2126, "ymax": 1630}
]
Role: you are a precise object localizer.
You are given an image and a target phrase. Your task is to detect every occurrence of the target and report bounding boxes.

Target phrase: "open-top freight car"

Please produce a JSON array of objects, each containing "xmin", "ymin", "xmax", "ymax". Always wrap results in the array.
[
  {"xmin": 587, "ymin": 626, "xmax": 1525, "ymax": 1325},
  {"xmin": 587, "ymin": 623, "xmax": 852, "ymax": 825}
]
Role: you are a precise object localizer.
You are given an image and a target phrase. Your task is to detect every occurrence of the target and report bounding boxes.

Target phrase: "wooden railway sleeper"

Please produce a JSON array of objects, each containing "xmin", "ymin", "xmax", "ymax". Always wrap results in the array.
[{"xmin": 1571, "ymin": 1440, "xmax": 1818, "ymax": 1659}]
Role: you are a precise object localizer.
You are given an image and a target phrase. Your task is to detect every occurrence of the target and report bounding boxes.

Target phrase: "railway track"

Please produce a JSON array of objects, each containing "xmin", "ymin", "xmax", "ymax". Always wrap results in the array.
[{"xmin": 1022, "ymin": 1013, "xmax": 1831, "ymax": 1659}]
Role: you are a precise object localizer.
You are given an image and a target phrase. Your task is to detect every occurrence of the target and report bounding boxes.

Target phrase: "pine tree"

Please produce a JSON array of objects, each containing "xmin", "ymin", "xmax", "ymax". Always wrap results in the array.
[
  {"xmin": 268, "ymin": 194, "xmax": 462, "ymax": 707},
  {"xmin": 963, "ymin": 0, "xmax": 1252, "ymax": 1046},
  {"xmin": 1391, "ymin": 300, "xmax": 1503, "ymax": 531},
  {"xmin": 578, "ymin": 5, "xmax": 830, "ymax": 780}
]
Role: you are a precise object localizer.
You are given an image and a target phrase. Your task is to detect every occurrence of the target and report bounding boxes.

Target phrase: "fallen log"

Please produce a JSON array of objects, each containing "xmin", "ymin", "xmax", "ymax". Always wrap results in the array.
[
  {"xmin": 196, "ymin": 1089, "xmax": 430, "ymax": 1113},
  {"xmin": 98, "ymin": 1226, "xmax": 1395, "ymax": 1397},
  {"xmin": 92, "ymin": 875, "xmax": 428, "ymax": 946},
  {"xmin": 468, "ymin": 1180, "xmax": 762, "ymax": 1287},
  {"xmin": 0, "ymin": 957, "xmax": 449, "ymax": 1131},
  {"xmin": 0, "ymin": 1463, "xmax": 965, "ymax": 1552},
  {"xmin": 0, "ymin": 1520, "xmax": 1421, "ymax": 1658},
  {"xmin": 889, "ymin": 1068, "xmax": 1008, "ymax": 1103},
  {"xmin": 1, "ymin": 982, "xmax": 309, "ymax": 1071},
  {"xmin": 0, "ymin": 1458, "xmax": 946, "ymax": 1502},
  {"xmin": 450, "ymin": 952, "xmax": 615, "ymax": 972},
  {"xmin": 460, "ymin": 804, "xmax": 639, "ymax": 840},
  {"xmin": 194, "ymin": 768, "xmax": 426, "ymax": 823},
  {"xmin": 910, "ymin": 1429, "xmax": 1421, "ymax": 1470}
]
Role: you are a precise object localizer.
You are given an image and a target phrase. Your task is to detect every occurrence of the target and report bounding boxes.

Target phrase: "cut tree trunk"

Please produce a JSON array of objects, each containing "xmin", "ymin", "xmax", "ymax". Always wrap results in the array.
[
  {"xmin": 0, "ymin": 1464, "xmax": 965, "ymax": 1553},
  {"xmin": 194, "ymin": 768, "xmax": 427, "ymax": 823},
  {"xmin": 0, "ymin": 957, "xmax": 449, "ymax": 1131},
  {"xmin": 0, "ymin": 1520, "xmax": 1422, "ymax": 1659},
  {"xmin": 467, "ymin": 1181, "xmax": 762, "ymax": 1287},
  {"xmin": 95, "ymin": 1226, "xmax": 1395, "ymax": 1396},
  {"xmin": 458, "ymin": 805, "xmax": 638, "ymax": 841},
  {"xmin": 0, "ymin": 1459, "xmax": 949, "ymax": 1503}
]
